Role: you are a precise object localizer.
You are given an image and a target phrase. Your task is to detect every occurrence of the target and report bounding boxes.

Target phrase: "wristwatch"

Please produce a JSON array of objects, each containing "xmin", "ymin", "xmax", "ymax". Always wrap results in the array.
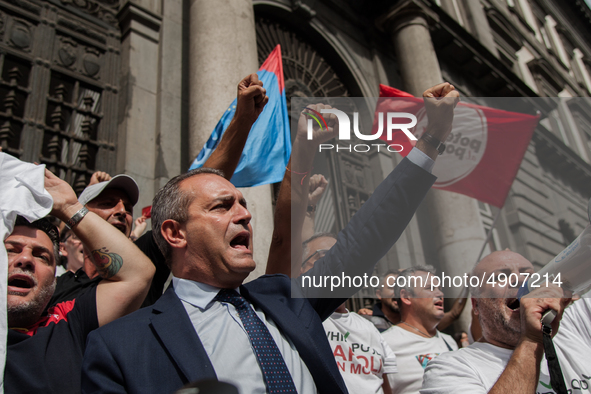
[
  {"xmin": 421, "ymin": 133, "xmax": 446, "ymax": 155},
  {"xmin": 66, "ymin": 206, "xmax": 89, "ymax": 229}
]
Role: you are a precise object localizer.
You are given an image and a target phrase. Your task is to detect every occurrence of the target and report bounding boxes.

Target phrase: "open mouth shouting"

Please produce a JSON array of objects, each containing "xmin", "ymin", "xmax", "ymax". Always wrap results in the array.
[
  {"xmin": 434, "ymin": 298, "xmax": 444, "ymax": 311},
  {"xmin": 7, "ymin": 273, "xmax": 36, "ymax": 295},
  {"xmin": 506, "ymin": 298, "xmax": 520, "ymax": 312},
  {"xmin": 230, "ymin": 230, "xmax": 251, "ymax": 252},
  {"xmin": 110, "ymin": 221, "xmax": 128, "ymax": 234}
]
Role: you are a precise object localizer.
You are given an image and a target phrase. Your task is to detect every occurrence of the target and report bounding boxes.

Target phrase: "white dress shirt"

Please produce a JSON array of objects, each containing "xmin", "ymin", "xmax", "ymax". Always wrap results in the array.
[
  {"xmin": 170, "ymin": 147, "xmax": 434, "ymax": 394},
  {"xmin": 173, "ymin": 277, "xmax": 317, "ymax": 394}
]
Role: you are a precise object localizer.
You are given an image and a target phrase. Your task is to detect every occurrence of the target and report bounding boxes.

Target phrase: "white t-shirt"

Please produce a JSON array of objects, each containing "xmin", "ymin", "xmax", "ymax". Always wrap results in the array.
[
  {"xmin": 0, "ymin": 152, "xmax": 53, "ymax": 393},
  {"xmin": 382, "ymin": 325, "xmax": 458, "ymax": 394},
  {"xmin": 421, "ymin": 296, "xmax": 591, "ymax": 394},
  {"xmin": 323, "ymin": 311, "xmax": 397, "ymax": 394}
]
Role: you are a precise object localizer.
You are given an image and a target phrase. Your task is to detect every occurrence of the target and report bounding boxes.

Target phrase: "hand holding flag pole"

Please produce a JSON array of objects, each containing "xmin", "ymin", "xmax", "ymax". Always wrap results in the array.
[
  {"xmin": 191, "ymin": 45, "xmax": 291, "ymax": 188},
  {"xmin": 376, "ymin": 84, "xmax": 539, "ymax": 208}
]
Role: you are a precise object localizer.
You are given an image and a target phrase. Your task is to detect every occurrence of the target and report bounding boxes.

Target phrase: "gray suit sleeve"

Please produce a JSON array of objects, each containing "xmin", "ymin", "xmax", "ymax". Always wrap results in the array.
[{"xmin": 296, "ymin": 157, "xmax": 436, "ymax": 319}]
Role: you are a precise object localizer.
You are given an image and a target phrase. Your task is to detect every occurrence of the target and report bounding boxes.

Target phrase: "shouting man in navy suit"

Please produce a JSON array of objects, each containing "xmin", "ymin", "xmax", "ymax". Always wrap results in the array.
[{"xmin": 81, "ymin": 82, "xmax": 459, "ymax": 394}]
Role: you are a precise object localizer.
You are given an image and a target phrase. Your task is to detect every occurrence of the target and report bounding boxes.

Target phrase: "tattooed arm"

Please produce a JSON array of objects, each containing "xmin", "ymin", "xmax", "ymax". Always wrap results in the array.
[
  {"xmin": 45, "ymin": 169, "xmax": 155, "ymax": 327},
  {"xmin": 91, "ymin": 248, "xmax": 124, "ymax": 279}
]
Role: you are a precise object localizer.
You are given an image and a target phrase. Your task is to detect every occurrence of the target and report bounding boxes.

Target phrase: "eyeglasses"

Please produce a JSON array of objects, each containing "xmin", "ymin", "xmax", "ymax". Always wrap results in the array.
[{"xmin": 301, "ymin": 249, "xmax": 330, "ymax": 267}]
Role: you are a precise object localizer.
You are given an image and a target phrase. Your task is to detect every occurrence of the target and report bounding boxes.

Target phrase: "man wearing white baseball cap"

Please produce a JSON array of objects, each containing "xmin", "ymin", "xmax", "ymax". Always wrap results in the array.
[
  {"xmin": 46, "ymin": 174, "xmax": 141, "ymax": 309},
  {"xmin": 78, "ymin": 174, "xmax": 140, "ymax": 238}
]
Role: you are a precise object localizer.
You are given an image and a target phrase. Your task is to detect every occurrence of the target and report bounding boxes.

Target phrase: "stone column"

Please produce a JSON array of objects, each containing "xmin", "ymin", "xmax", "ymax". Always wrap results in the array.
[
  {"xmin": 461, "ymin": 0, "xmax": 498, "ymax": 56},
  {"xmin": 382, "ymin": 3, "xmax": 442, "ymax": 95},
  {"xmin": 379, "ymin": 0, "xmax": 486, "ymax": 332},
  {"xmin": 117, "ymin": 1, "xmax": 162, "ymax": 218},
  {"xmin": 188, "ymin": 0, "xmax": 274, "ymax": 281},
  {"xmin": 154, "ymin": 0, "xmax": 185, "ymax": 191}
]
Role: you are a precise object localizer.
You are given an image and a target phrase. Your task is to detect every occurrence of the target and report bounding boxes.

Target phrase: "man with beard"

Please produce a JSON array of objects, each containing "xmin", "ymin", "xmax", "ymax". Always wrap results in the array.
[
  {"xmin": 5, "ymin": 168, "xmax": 154, "ymax": 393},
  {"xmin": 421, "ymin": 250, "xmax": 587, "ymax": 394},
  {"xmin": 382, "ymin": 266, "xmax": 458, "ymax": 394}
]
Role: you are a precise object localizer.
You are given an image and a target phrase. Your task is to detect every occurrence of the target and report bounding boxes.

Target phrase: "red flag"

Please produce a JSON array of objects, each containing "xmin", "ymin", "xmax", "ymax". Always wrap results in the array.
[{"xmin": 374, "ymin": 84, "xmax": 539, "ymax": 208}]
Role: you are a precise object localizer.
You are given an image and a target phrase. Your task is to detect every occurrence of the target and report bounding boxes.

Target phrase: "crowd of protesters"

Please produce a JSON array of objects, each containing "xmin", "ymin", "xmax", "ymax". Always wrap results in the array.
[{"xmin": 1, "ymin": 72, "xmax": 589, "ymax": 394}]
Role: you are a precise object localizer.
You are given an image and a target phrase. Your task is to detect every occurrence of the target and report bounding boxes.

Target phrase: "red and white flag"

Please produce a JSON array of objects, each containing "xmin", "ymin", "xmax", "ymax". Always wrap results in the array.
[{"xmin": 374, "ymin": 84, "xmax": 539, "ymax": 208}]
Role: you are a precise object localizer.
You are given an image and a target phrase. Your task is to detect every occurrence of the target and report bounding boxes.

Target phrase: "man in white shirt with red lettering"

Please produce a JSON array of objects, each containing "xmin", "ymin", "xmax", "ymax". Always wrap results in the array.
[{"xmin": 301, "ymin": 233, "xmax": 397, "ymax": 393}]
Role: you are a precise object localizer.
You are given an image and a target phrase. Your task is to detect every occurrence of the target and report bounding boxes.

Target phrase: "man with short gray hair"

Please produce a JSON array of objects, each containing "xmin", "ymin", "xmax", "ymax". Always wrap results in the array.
[
  {"xmin": 81, "ymin": 82, "xmax": 459, "ymax": 394},
  {"xmin": 51, "ymin": 72, "xmax": 270, "ymax": 309},
  {"xmin": 150, "ymin": 167, "xmax": 225, "ymax": 267},
  {"xmin": 382, "ymin": 266, "xmax": 458, "ymax": 394}
]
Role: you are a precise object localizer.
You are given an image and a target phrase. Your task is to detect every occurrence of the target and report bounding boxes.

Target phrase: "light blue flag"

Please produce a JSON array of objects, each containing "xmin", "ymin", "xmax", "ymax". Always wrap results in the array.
[{"xmin": 189, "ymin": 45, "xmax": 291, "ymax": 187}]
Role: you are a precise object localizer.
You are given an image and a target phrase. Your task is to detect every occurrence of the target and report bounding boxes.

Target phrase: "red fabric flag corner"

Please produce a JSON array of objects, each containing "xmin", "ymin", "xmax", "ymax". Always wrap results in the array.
[{"xmin": 375, "ymin": 84, "xmax": 539, "ymax": 207}]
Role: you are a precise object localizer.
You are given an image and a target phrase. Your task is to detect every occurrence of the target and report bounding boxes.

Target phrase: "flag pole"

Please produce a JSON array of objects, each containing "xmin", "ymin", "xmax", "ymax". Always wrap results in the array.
[{"xmin": 475, "ymin": 209, "xmax": 502, "ymax": 264}]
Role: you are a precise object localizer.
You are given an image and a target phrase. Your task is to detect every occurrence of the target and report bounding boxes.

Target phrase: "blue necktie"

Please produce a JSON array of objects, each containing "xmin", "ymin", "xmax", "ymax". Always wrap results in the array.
[{"xmin": 214, "ymin": 289, "xmax": 298, "ymax": 394}]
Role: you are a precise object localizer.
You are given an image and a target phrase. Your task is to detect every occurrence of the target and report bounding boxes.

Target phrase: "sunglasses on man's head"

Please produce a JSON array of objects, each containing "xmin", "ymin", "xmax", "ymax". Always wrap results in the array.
[{"xmin": 301, "ymin": 249, "xmax": 331, "ymax": 267}]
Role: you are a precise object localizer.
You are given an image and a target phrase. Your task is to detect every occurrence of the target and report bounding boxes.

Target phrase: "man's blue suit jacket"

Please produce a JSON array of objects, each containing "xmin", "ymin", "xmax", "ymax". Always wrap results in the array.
[{"xmin": 81, "ymin": 158, "xmax": 436, "ymax": 394}]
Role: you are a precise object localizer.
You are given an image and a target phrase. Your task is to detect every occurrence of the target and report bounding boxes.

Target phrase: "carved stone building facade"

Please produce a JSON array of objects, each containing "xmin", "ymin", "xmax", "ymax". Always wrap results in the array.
[
  {"xmin": 3, "ymin": 0, "xmax": 591, "ymax": 328},
  {"xmin": 0, "ymin": 0, "xmax": 120, "ymax": 192}
]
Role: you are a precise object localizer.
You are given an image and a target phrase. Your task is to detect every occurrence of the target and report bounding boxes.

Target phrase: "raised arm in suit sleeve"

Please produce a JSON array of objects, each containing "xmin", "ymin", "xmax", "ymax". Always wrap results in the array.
[
  {"xmin": 297, "ymin": 83, "xmax": 459, "ymax": 319},
  {"xmin": 296, "ymin": 156, "xmax": 436, "ymax": 317}
]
